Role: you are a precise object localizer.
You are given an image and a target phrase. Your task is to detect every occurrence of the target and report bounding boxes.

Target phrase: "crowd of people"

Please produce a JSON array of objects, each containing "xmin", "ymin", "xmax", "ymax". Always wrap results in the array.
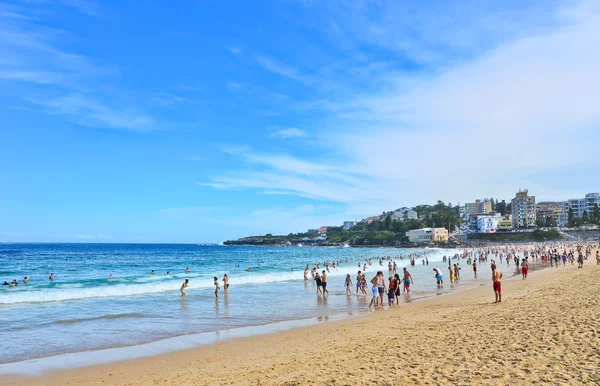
[{"xmin": 3, "ymin": 242, "xmax": 598, "ymax": 308}]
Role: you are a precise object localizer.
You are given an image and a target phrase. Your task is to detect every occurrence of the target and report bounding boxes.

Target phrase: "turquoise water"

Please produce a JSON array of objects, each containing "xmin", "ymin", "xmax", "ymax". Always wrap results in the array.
[{"xmin": 0, "ymin": 243, "xmax": 480, "ymax": 364}]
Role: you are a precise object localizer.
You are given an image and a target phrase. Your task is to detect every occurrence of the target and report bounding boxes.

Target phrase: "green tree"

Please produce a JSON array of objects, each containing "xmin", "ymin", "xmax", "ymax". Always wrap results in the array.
[
  {"xmin": 384, "ymin": 215, "xmax": 392, "ymax": 231},
  {"xmin": 535, "ymin": 212, "xmax": 545, "ymax": 228},
  {"xmin": 568, "ymin": 207, "xmax": 574, "ymax": 221},
  {"xmin": 582, "ymin": 210, "xmax": 590, "ymax": 225},
  {"xmin": 592, "ymin": 204, "xmax": 600, "ymax": 225}
]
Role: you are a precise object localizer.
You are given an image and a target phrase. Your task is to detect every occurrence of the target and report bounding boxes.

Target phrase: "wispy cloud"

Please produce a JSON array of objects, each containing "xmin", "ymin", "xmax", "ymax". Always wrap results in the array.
[
  {"xmin": 27, "ymin": 94, "xmax": 155, "ymax": 131},
  {"xmin": 226, "ymin": 81, "xmax": 241, "ymax": 91},
  {"xmin": 270, "ymin": 127, "xmax": 307, "ymax": 139},
  {"xmin": 256, "ymin": 55, "xmax": 312, "ymax": 83},
  {"xmin": 208, "ymin": 1, "xmax": 600, "ymax": 218},
  {"xmin": 4, "ymin": 232, "xmax": 24, "ymax": 238},
  {"xmin": 61, "ymin": 0, "xmax": 99, "ymax": 16},
  {"xmin": 0, "ymin": 2, "xmax": 158, "ymax": 131},
  {"xmin": 150, "ymin": 92, "xmax": 185, "ymax": 106},
  {"xmin": 226, "ymin": 46, "xmax": 242, "ymax": 54}
]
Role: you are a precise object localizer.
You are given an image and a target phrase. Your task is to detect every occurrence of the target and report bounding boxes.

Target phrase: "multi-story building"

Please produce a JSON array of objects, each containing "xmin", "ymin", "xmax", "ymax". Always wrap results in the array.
[
  {"xmin": 536, "ymin": 201, "xmax": 568, "ymax": 227},
  {"xmin": 464, "ymin": 198, "xmax": 492, "ymax": 218},
  {"xmin": 464, "ymin": 202, "xmax": 479, "ymax": 218},
  {"xmin": 343, "ymin": 221, "xmax": 356, "ymax": 230},
  {"xmin": 512, "ymin": 190, "xmax": 536, "ymax": 228},
  {"xmin": 566, "ymin": 193, "xmax": 600, "ymax": 217},
  {"xmin": 406, "ymin": 228, "xmax": 449, "ymax": 243}
]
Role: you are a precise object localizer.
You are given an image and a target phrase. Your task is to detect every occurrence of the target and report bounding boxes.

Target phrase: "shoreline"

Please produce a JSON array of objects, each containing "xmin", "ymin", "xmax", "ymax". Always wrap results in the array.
[{"xmin": 3, "ymin": 253, "xmax": 598, "ymax": 385}]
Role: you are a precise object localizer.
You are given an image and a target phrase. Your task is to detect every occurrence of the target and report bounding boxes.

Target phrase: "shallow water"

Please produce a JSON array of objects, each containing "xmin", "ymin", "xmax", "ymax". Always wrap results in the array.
[{"xmin": 0, "ymin": 243, "xmax": 509, "ymax": 364}]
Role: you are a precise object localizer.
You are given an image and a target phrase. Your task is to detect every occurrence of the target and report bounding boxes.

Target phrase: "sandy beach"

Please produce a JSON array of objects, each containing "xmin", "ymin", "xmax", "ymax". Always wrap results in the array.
[{"xmin": 4, "ymin": 252, "xmax": 599, "ymax": 386}]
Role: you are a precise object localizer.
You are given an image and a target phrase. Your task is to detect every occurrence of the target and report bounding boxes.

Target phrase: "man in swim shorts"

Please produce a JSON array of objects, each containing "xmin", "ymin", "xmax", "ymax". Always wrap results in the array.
[
  {"xmin": 493, "ymin": 268, "xmax": 503, "ymax": 303},
  {"xmin": 321, "ymin": 271, "xmax": 329, "ymax": 295},
  {"xmin": 521, "ymin": 259, "xmax": 529, "ymax": 279}
]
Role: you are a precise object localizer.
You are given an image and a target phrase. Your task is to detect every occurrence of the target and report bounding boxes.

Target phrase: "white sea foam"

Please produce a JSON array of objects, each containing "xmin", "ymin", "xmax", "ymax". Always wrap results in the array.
[{"xmin": 0, "ymin": 248, "xmax": 456, "ymax": 305}]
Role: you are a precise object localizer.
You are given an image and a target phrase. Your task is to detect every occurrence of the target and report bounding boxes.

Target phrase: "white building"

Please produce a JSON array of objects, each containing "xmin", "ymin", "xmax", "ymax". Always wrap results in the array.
[
  {"xmin": 394, "ymin": 207, "xmax": 417, "ymax": 220},
  {"xmin": 343, "ymin": 221, "xmax": 356, "ymax": 230},
  {"xmin": 567, "ymin": 193, "xmax": 600, "ymax": 218},
  {"xmin": 406, "ymin": 228, "xmax": 448, "ymax": 243},
  {"xmin": 476, "ymin": 214, "xmax": 501, "ymax": 233}
]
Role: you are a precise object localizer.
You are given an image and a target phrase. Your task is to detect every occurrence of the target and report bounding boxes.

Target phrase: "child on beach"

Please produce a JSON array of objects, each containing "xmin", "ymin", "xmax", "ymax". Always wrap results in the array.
[
  {"xmin": 388, "ymin": 277, "xmax": 396, "ymax": 306},
  {"xmin": 448, "ymin": 266, "xmax": 455, "ymax": 283},
  {"xmin": 369, "ymin": 285, "xmax": 379, "ymax": 310}
]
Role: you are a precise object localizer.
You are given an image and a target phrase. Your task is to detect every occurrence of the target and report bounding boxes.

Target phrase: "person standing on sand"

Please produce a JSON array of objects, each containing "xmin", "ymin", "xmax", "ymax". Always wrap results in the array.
[
  {"xmin": 493, "ymin": 268, "xmax": 503, "ymax": 303},
  {"xmin": 596, "ymin": 251, "xmax": 599, "ymax": 265},
  {"xmin": 393, "ymin": 274, "xmax": 401, "ymax": 305},
  {"xmin": 473, "ymin": 261, "xmax": 477, "ymax": 277},
  {"xmin": 577, "ymin": 252, "xmax": 584, "ymax": 268},
  {"xmin": 521, "ymin": 259, "xmax": 529, "ymax": 280},
  {"xmin": 356, "ymin": 271, "xmax": 362, "ymax": 294},
  {"xmin": 181, "ymin": 279, "xmax": 189, "ymax": 297}
]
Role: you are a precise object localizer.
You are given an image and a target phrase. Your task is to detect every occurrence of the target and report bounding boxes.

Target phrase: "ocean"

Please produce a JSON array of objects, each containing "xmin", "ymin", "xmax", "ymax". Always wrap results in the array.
[{"xmin": 0, "ymin": 243, "xmax": 494, "ymax": 367}]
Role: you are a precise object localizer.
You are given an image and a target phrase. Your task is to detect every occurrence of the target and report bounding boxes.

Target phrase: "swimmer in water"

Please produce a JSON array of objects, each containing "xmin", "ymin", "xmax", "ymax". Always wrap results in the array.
[
  {"xmin": 247, "ymin": 267, "xmax": 253, "ymax": 272},
  {"xmin": 109, "ymin": 274, "xmax": 113, "ymax": 279},
  {"xmin": 49, "ymin": 273, "xmax": 54, "ymax": 280},
  {"xmin": 23, "ymin": 277, "xmax": 29, "ymax": 284},
  {"xmin": 151, "ymin": 270, "xmax": 155, "ymax": 275},
  {"xmin": 186, "ymin": 267, "xmax": 191, "ymax": 273},
  {"xmin": 181, "ymin": 279, "xmax": 189, "ymax": 297},
  {"xmin": 167, "ymin": 271, "xmax": 171, "ymax": 275}
]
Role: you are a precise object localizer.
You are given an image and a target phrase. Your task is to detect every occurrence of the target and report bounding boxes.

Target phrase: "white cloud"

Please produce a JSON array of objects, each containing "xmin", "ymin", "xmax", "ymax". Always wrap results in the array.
[
  {"xmin": 226, "ymin": 81, "xmax": 241, "ymax": 91},
  {"xmin": 226, "ymin": 46, "xmax": 242, "ymax": 54},
  {"xmin": 150, "ymin": 92, "xmax": 185, "ymax": 106},
  {"xmin": 270, "ymin": 128, "xmax": 307, "ymax": 138},
  {"xmin": 209, "ymin": 1, "xmax": 600, "ymax": 219},
  {"xmin": 4, "ymin": 232, "xmax": 24, "ymax": 237},
  {"xmin": 0, "ymin": 3, "xmax": 157, "ymax": 131},
  {"xmin": 28, "ymin": 94, "xmax": 155, "ymax": 131},
  {"xmin": 256, "ymin": 56, "xmax": 312, "ymax": 83}
]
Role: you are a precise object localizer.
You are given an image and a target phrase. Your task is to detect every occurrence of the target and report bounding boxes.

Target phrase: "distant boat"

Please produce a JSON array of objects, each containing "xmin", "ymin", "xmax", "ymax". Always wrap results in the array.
[
  {"xmin": 297, "ymin": 243, "xmax": 303, "ymax": 247},
  {"xmin": 343, "ymin": 243, "xmax": 350, "ymax": 248}
]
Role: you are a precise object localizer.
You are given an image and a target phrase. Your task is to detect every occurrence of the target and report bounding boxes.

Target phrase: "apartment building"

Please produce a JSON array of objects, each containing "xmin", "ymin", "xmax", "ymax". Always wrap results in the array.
[
  {"xmin": 566, "ymin": 193, "xmax": 600, "ymax": 217},
  {"xmin": 512, "ymin": 190, "xmax": 536, "ymax": 228}
]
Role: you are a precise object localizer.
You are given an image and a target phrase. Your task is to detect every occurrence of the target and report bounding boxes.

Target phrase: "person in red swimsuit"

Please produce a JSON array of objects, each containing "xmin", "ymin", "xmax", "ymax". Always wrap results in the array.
[
  {"xmin": 521, "ymin": 259, "xmax": 529, "ymax": 280},
  {"xmin": 493, "ymin": 268, "xmax": 503, "ymax": 303}
]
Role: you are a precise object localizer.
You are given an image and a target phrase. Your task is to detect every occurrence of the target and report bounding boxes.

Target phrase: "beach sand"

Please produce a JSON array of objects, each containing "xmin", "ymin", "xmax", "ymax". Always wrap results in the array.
[{"xmin": 5, "ymin": 253, "xmax": 599, "ymax": 385}]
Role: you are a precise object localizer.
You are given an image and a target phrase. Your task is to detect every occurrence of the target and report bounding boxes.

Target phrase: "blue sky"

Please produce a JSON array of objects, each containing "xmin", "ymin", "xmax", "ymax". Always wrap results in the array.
[{"xmin": 1, "ymin": 0, "xmax": 599, "ymax": 243}]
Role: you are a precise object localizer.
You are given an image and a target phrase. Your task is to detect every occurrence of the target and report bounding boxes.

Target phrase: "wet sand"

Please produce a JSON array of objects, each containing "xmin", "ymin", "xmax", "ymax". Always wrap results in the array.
[{"xmin": 3, "ymin": 252, "xmax": 599, "ymax": 385}]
